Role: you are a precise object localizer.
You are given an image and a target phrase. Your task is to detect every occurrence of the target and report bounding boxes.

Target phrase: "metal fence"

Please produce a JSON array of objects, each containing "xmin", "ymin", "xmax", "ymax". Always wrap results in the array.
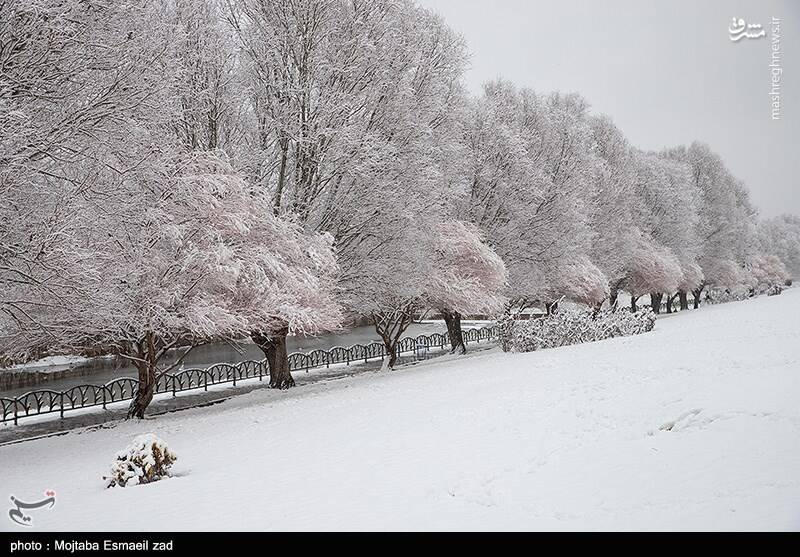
[{"xmin": 0, "ymin": 326, "xmax": 498, "ymax": 425}]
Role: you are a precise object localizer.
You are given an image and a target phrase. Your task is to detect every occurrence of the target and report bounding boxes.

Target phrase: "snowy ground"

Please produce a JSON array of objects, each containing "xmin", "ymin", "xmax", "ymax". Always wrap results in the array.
[{"xmin": 2, "ymin": 290, "xmax": 799, "ymax": 531}]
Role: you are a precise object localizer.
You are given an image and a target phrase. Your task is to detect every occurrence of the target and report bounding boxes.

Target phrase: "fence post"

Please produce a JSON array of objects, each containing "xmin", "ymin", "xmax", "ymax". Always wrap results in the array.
[
  {"xmin": 233, "ymin": 367, "xmax": 237, "ymax": 387},
  {"xmin": 204, "ymin": 371, "xmax": 208, "ymax": 391},
  {"xmin": 14, "ymin": 401, "xmax": 18, "ymax": 426},
  {"xmin": 102, "ymin": 388, "xmax": 107, "ymax": 410},
  {"xmin": 172, "ymin": 376, "xmax": 176, "ymax": 397},
  {"xmin": 59, "ymin": 393, "xmax": 64, "ymax": 419}
]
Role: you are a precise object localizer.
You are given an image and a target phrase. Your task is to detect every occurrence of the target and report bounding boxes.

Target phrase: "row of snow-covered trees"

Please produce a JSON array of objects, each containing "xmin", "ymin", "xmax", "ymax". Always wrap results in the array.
[{"xmin": 1, "ymin": 0, "xmax": 798, "ymax": 418}]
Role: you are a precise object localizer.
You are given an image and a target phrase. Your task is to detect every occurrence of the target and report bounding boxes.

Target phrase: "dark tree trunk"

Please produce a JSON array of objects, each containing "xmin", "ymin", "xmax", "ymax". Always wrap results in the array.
[
  {"xmin": 252, "ymin": 326, "xmax": 294, "ymax": 389},
  {"xmin": 373, "ymin": 307, "xmax": 414, "ymax": 371},
  {"xmin": 679, "ymin": 290, "xmax": 689, "ymax": 310},
  {"xmin": 127, "ymin": 361, "xmax": 155, "ymax": 419},
  {"xmin": 631, "ymin": 295, "xmax": 639, "ymax": 313},
  {"xmin": 650, "ymin": 292, "xmax": 663, "ymax": 314},
  {"xmin": 273, "ymin": 141, "xmax": 289, "ymax": 215},
  {"xmin": 665, "ymin": 293, "xmax": 674, "ymax": 313},
  {"xmin": 692, "ymin": 286, "xmax": 704, "ymax": 309},
  {"xmin": 609, "ymin": 289, "xmax": 619, "ymax": 311},
  {"xmin": 591, "ymin": 301, "xmax": 604, "ymax": 320},
  {"xmin": 127, "ymin": 332, "xmax": 158, "ymax": 419},
  {"xmin": 381, "ymin": 337, "xmax": 399, "ymax": 369},
  {"xmin": 441, "ymin": 309, "xmax": 466, "ymax": 355},
  {"xmin": 545, "ymin": 301, "xmax": 559, "ymax": 315}
]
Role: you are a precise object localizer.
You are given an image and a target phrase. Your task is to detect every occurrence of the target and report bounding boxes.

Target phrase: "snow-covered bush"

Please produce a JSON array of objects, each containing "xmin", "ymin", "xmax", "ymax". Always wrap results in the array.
[
  {"xmin": 704, "ymin": 288, "xmax": 751, "ymax": 305},
  {"xmin": 499, "ymin": 307, "xmax": 656, "ymax": 353},
  {"xmin": 105, "ymin": 434, "xmax": 177, "ymax": 488}
]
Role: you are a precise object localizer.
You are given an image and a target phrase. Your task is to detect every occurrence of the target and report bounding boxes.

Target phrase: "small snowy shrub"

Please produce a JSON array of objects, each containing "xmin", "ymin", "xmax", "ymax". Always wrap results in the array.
[
  {"xmin": 500, "ymin": 307, "xmax": 655, "ymax": 353},
  {"xmin": 104, "ymin": 434, "xmax": 177, "ymax": 488},
  {"xmin": 704, "ymin": 288, "xmax": 751, "ymax": 305},
  {"xmin": 498, "ymin": 311, "xmax": 517, "ymax": 352}
]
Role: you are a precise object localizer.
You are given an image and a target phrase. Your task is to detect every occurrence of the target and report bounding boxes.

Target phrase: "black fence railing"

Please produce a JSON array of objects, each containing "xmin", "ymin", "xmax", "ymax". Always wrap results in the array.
[{"xmin": 0, "ymin": 326, "xmax": 498, "ymax": 425}]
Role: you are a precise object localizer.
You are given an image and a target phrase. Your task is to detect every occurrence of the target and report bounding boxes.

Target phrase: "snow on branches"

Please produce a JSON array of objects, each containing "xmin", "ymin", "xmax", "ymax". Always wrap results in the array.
[
  {"xmin": 1, "ymin": 151, "xmax": 342, "ymax": 416},
  {"xmin": 701, "ymin": 257, "xmax": 744, "ymax": 291},
  {"xmin": 499, "ymin": 308, "xmax": 656, "ymax": 354},
  {"xmin": 620, "ymin": 229, "xmax": 684, "ymax": 299},
  {"xmin": 342, "ymin": 218, "xmax": 506, "ymax": 367},
  {"xmin": 428, "ymin": 220, "xmax": 508, "ymax": 316},
  {"xmin": 747, "ymin": 254, "xmax": 790, "ymax": 293},
  {"xmin": 677, "ymin": 261, "xmax": 705, "ymax": 293},
  {"xmin": 555, "ymin": 258, "xmax": 610, "ymax": 308}
]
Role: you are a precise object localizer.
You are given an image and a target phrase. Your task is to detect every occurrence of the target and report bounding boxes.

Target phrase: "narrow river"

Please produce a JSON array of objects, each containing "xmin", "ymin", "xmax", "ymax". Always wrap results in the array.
[{"xmin": 1, "ymin": 321, "xmax": 490, "ymax": 397}]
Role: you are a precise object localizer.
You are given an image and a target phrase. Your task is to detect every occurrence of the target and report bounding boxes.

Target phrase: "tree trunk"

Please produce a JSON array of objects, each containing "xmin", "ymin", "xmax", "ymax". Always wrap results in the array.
[
  {"xmin": 631, "ymin": 295, "xmax": 639, "ymax": 312},
  {"xmin": 373, "ymin": 307, "xmax": 414, "ymax": 371},
  {"xmin": 126, "ymin": 332, "xmax": 159, "ymax": 419},
  {"xmin": 609, "ymin": 289, "xmax": 619, "ymax": 312},
  {"xmin": 381, "ymin": 337, "xmax": 399, "ymax": 370},
  {"xmin": 545, "ymin": 301, "xmax": 559, "ymax": 315},
  {"xmin": 273, "ymin": 141, "xmax": 289, "ymax": 216},
  {"xmin": 127, "ymin": 361, "xmax": 156, "ymax": 419},
  {"xmin": 692, "ymin": 286, "xmax": 703, "ymax": 309},
  {"xmin": 665, "ymin": 293, "xmax": 673, "ymax": 313},
  {"xmin": 441, "ymin": 309, "xmax": 466, "ymax": 355},
  {"xmin": 650, "ymin": 292, "xmax": 663, "ymax": 314},
  {"xmin": 679, "ymin": 290, "xmax": 689, "ymax": 310},
  {"xmin": 252, "ymin": 327, "xmax": 294, "ymax": 389}
]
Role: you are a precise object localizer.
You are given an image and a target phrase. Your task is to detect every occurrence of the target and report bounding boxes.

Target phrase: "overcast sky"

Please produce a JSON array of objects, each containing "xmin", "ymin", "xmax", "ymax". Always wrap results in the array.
[{"xmin": 419, "ymin": 0, "xmax": 799, "ymax": 218}]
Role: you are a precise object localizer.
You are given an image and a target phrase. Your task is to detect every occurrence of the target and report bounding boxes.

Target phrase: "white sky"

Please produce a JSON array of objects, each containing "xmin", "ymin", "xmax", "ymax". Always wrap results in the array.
[{"xmin": 418, "ymin": 0, "xmax": 799, "ymax": 218}]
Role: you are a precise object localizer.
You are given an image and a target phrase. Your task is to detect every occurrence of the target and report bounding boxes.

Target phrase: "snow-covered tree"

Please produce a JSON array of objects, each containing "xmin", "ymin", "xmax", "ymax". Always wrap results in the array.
[
  {"xmin": 757, "ymin": 215, "xmax": 800, "ymax": 279},
  {"xmin": 1, "ymin": 0, "xmax": 182, "ymax": 366},
  {"xmin": 342, "ymin": 217, "xmax": 504, "ymax": 368},
  {"xmin": 673, "ymin": 261, "xmax": 704, "ymax": 311},
  {"xmin": 629, "ymin": 150, "xmax": 699, "ymax": 312},
  {"xmin": 694, "ymin": 257, "xmax": 743, "ymax": 307},
  {"xmin": 231, "ymin": 0, "xmax": 473, "ymax": 356},
  {"xmin": 667, "ymin": 143, "xmax": 758, "ymax": 305},
  {"xmin": 618, "ymin": 229, "xmax": 683, "ymax": 312},
  {"xmin": 173, "ymin": 0, "xmax": 246, "ymax": 153},
  {"xmin": 746, "ymin": 254, "xmax": 790, "ymax": 294},
  {"xmin": 428, "ymin": 221, "xmax": 507, "ymax": 354},
  {"xmin": 586, "ymin": 115, "xmax": 638, "ymax": 305},
  {"xmin": 459, "ymin": 82, "xmax": 597, "ymax": 311},
  {"xmin": 2, "ymin": 153, "xmax": 342, "ymax": 416},
  {"xmin": 556, "ymin": 257, "xmax": 610, "ymax": 310}
]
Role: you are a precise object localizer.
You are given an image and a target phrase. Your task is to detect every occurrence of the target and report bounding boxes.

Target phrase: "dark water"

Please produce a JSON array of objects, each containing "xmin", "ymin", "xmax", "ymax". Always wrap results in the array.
[{"xmin": 1, "ymin": 322, "xmax": 454, "ymax": 397}]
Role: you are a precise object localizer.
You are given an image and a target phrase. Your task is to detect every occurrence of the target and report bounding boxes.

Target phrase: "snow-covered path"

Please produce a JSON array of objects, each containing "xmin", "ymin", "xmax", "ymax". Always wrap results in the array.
[{"xmin": 2, "ymin": 291, "xmax": 799, "ymax": 531}]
